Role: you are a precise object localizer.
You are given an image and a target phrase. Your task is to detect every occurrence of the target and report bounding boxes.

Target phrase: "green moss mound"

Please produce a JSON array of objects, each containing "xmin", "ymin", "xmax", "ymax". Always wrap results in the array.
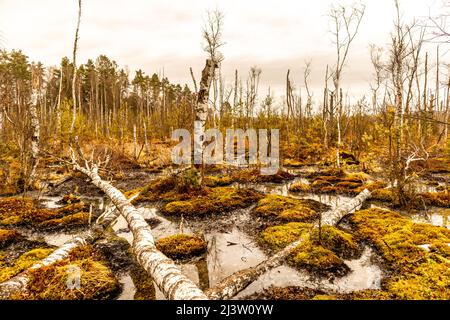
[
  {"xmin": 0, "ymin": 198, "xmax": 89, "ymax": 230},
  {"xmin": 418, "ymin": 191, "xmax": 450, "ymax": 207},
  {"xmin": 288, "ymin": 181, "xmax": 311, "ymax": 193},
  {"xmin": 161, "ymin": 187, "xmax": 262, "ymax": 216},
  {"xmin": 253, "ymin": 195, "xmax": 324, "ymax": 222},
  {"xmin": 156, "ymin": 234, "xmax": 207, "ymax": 260},
  {"xmin": 289, "ymin": 239, "xmax": 350, "ymax": 277},
  {"xmin": 0, "ymin": 229, "xmax": 21, "ymax": 248},
  {"xmin": 259, "ymin": 222, "xmax": 312, "ymax": 251},
  {"xmin": 12, "ymin": 245, "xmax": 119, "ymax": 300},
  {"xmin": 350, "ymin": 208, "xmax": 450, "ymax": 299},
  {"xmin": 259, "ymin": 223, "xmax": 359, "ymax": 277},
  {"xmin": 0, "ymin": 248, "xmax": 54, "ymax": 282}
]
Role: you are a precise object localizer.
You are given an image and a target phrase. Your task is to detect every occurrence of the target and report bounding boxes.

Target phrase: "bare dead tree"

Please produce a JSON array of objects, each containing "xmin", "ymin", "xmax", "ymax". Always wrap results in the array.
[
  {"xmin": 194, "ymin": 10, "xmax": 224, "ymax": 177},
  {"xmin": 328, "ymin": 2, "xmax": 366, "ymax": 168},
  {"xmin": 70, "ymin": 0, "xmax": 82, "ymax": 135}
]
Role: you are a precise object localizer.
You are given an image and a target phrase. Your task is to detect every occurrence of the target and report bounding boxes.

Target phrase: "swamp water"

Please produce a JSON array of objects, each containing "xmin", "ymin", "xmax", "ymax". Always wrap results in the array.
[{"xmin": 12, "ymin": 174, "xmax": 446, "ymax": 300}]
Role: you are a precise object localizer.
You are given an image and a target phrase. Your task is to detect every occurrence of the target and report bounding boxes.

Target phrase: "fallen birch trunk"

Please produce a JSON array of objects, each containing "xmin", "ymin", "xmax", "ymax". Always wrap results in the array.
[
  {"xmin": 73, "ymin": 163, "xmax": 207, "ymax": 300},
  {"xmin": 206, "ymin": 189, "xmax": 371, "ymax": 300},
  {"xmin": 0, "ymin": 191, "xmax": 146, "ymax": 299}
]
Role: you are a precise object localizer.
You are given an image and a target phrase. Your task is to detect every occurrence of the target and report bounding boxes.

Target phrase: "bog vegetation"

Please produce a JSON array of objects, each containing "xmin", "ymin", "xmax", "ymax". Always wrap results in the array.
[{"xmin": 0, "ymin": 0, "xmax": 449, "ymax": 300}]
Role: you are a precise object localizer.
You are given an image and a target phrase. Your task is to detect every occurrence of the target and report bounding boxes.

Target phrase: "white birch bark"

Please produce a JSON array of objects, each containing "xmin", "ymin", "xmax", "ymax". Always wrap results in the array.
[
  {"xmin": 28, "ymin": 89, "xmax": 40, "ymax": 185},
  {"xmin": 73, "ymin": 163, "xmax": 207, "ymax": 300},
  {"xmin": 70, "ymin": 0, "xmax": 82, "ymax": 134}
]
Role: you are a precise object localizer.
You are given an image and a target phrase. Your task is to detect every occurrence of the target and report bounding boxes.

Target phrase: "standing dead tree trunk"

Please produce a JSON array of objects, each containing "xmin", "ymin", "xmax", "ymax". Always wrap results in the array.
[
  {"xmin": 328, "ymin": 3, "xmax": 365, "ymax": 168},
  {"xmin": 55, "ymin": 66, "xmax": 63, "ymax": 141},
  {"xmin": 70, "ymin": 149, "xmax": 207, "ymax": 300},
  {"xmin": 0, "ymin": 236, "xmax": 90, "ymax": 299},
  {"xmin": 206, "ymin": 189, "xmax": 371, "ymax": 300},
  {"xmin": 194, "ymin": 10, "xmax": 223, "ymax": 181},
  {"xmin": 70, "ymin": 0, "xmax": 82, "ymax": 135},
  {"xmin": 28, "ymin": 65, "xmax": 41, "ymax": 188}
]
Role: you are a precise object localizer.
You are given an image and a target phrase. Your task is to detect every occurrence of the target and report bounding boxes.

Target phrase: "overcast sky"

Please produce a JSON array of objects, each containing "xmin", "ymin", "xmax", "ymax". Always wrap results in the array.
[{"xmin": 0, "ymin": 0, "xmax": 448, "ymax": 105}]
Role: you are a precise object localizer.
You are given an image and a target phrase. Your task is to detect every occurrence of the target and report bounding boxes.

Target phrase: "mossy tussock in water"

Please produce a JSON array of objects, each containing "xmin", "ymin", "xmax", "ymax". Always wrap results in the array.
[
  {"xmin": 11, "ymin": 245, "xmax": 119, "ymax": 300},
  {"xmin": 0, "ymin": 247, "xmax": 54, "ymax": 282},
  {"xmin": 308, "ymin": 171, "xmax": 373, "ymax": 195},
  {"xmin": 156, "ymin": 234, "xmax": 207, "ymax": 260},
  {"xmin": 259, "ymin": 222, "xmax": 360, "ymax": 277},
  {"xmin": 0, "ymin": 229, "xmax": 21, "ymax": 249},
  {"xmin": 161, "ymin": 187, "xmax": 262, "ymax": 216},
  {"xmin": 0, "ymin": 198, "xmax": 89, "ymax": 231},
  {"xmin": 349, "ymin": 208, "xmax": 450, "ymax": 299},
  {"xmin": 253, "ymin": 195, "xmax": 328, "ymax": 222}
]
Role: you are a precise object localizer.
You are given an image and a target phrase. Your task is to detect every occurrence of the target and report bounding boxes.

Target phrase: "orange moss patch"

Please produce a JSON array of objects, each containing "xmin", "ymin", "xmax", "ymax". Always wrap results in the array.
[
  {"xmin": 253, "ymin": 195, "xmax": 322, "ymax": 222},
  {"xmin": 156, "ymin": 234, "xmax": 207, "ymax": 260},
  {"xmin": 0, "ymin": 198, "xmax": 89, "ymax": 230},
  {"xmin": 231, "ymin": 168, "xmax": 295, "ymax": 184},
  {"xmin": 418, "ymin": 191, "xmax": 450, "ymax": 207},
  {"xmin": 162, "ymin": 187, "xmax": 262, "ymax": 216},
  {"xmin": 0, "ymin": 229, "xmax": 21, "ymax": 248},
  {"xmin": 13, "ymin": 245, "xmax": 119, "ymax": 300}
]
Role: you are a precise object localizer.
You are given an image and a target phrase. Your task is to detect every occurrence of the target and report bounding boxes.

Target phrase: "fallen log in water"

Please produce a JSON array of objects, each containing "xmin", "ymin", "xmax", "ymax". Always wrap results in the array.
[
  {"xmin": 72, "ymin": 161, "xmax": 207, "ymax": 300},
  {"xmin": 206, "ymin": 189, "xmax": 372, "ymax": 300},
  {"xmin": 0, "ymin": 235, "xmax": 92, "ymax": 299}
]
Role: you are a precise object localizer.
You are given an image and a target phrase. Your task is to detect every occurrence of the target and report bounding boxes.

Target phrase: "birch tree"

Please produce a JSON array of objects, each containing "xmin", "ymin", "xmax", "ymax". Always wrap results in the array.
[
  {"xmin": 70, "ymin": 0, "xmax": 82, "ymax": 135},
  {"xmin": 328, "ymin": 2, "xmax": 365, "ymax": 168}
]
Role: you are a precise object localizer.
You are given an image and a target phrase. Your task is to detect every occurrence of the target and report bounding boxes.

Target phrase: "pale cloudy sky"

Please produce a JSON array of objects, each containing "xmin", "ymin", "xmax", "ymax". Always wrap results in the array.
[{"xmin": 0, "ymin": 0, "xmax": 448, "ymax": 104}]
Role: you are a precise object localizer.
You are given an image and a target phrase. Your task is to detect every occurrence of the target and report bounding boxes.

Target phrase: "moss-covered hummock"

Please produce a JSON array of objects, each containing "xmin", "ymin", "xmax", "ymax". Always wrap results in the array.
[
  {"xmin": 259, "ymin": 222, "xmax": 359, "ymax": 277},
  {"xmin": 283, "ymin": 159, "xmax": 306, "ymax": 168},
  {"xmin": 12, "ymin": 245, "xmax": 119, "ymax": 300},
  {"xmin": 161, "ymin": 187, "xmax": 262, "ymax": 216},
  {"xmin": 0, "ymin": 229, "xmax": 21, "ymax": 248},
  {"xmin": 253, "ymin": 195, "xmax": 326, "ymax": 222},
  {"xmin": 58, "ymin": 194, "xmax": 82, "ymax": 205},
  {"xmin": 307, "ymin": 171, "xmax": 387, "ymax": 196},
  {"xmin": 349, "ymin": 208, "xmax": 450, "ymax": 299},
  {"xmin": 288, "ymin": 181, "xmax": 311, "ymax": 193},
  {"xmin": 370, "ymin": 188, "xmax": 393, "ymax": 202},
  {"xmin": 418, "ymin": 191, "xmax": 450, "ymax": 207},
  {"xmin": 0, "ymin": 248, "xmax": 54, "ymax": 282},
  {"xmin": 231, "ymin": 168, "xmax": 295, "ymax": 184},
  {"xmin": 0, "ymin": 198, "xmax": 89, "ymax": 230},
  {"xmin": 38, "ymin": 212, "xmax": 89, "ymax": 230},
  {"xmin": 156, "ymin": 234, "xmax": 207, "ymax": 260}
]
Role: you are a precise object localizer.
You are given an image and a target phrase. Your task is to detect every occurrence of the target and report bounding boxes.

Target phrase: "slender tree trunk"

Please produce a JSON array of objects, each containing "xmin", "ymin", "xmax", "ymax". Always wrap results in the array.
[
  {"xmin": 194, "ymin": 59, "xmax": 216, "ymax": 169},
  {"xmin": 70, "ymin": 0, "xmax": 82, "ymax": 135},
  {"xmin": 206, "ymin": 189, "xmax": 371, "ymax": 300},
  {"xmin": 28, "ymin": 82, "xmax": 40, "ymax": 187}
]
